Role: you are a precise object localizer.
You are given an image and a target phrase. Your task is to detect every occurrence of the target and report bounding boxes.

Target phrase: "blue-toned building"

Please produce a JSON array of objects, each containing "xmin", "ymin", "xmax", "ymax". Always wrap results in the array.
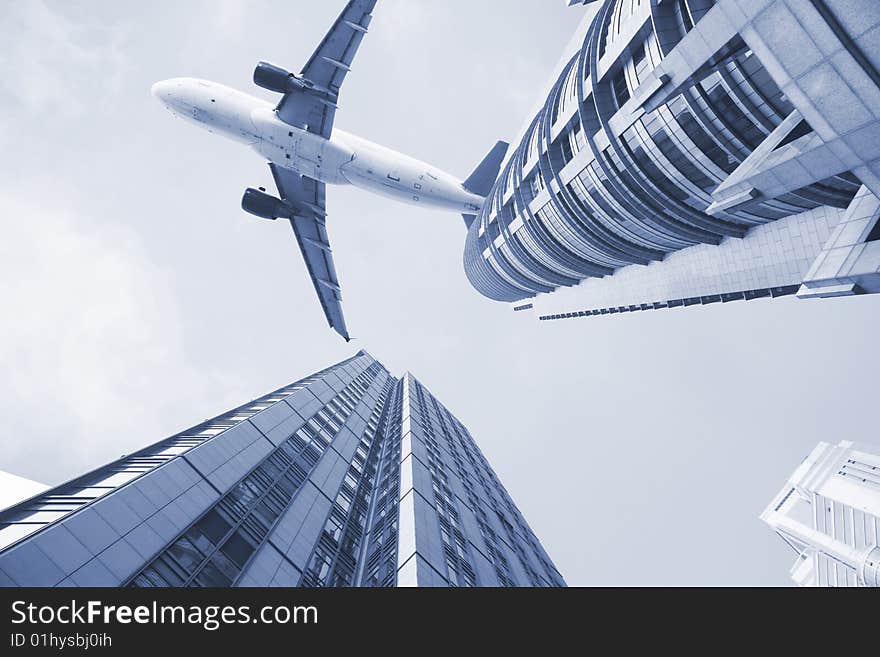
[
  {"xmin": 465, "ymin": 0, "xmax": 880, "ymax": 320},
  {"xmin": 0, "ymin": 352, "xmax": 564, "ymax": 587}
]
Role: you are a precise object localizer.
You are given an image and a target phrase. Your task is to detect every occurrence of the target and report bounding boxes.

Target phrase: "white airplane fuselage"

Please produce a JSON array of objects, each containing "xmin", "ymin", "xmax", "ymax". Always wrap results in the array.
[{"xmin": 152, "ymin": 78, "xmax": 484, "ymax": 215}]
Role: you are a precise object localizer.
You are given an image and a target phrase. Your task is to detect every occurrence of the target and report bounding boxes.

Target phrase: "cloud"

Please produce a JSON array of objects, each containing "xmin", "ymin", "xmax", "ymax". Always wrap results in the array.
[
  {"xmin": 374, "ymin": 0, "xmax": 434, "ymax": 46},
  {"xmin": 0, "ymin": 1, "xmax": 130, "ymax": 121},
  {"xmin": 204, "ymin": 0, "xmax": 249, "ymax": 42},
  {"xmin": 0, "ymin": 186, "xmax": 213, "ymax": 484}
]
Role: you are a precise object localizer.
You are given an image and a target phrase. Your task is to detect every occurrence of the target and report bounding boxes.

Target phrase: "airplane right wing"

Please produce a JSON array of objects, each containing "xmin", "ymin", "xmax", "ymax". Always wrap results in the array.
[
  {"xmin": 276, "ymin": 0, "xmax": 377, "ymax": 138},
  {"xmin": 270, "ymin": 164, "xmax": 350, "ymax": 341}
]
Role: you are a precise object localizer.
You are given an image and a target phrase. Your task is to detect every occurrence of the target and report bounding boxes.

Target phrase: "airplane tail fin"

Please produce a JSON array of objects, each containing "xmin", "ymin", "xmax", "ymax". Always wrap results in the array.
[{"xmin": 462, "ymin": 140, "xmax": 509, "ymax": 228}]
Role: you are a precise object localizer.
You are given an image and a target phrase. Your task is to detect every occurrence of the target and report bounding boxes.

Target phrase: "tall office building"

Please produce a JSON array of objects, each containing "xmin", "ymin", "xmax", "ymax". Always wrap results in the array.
[
  {"xmin": 465, "ymin": 0, "xmax": 880, "ymax": 320},
  {"xmin": 761, "ymin": 441, "xmax": 879, "ymax": 587},
  {"xmin": 0, "ymin": 352, "xmax": 564, "ymax": 587}
]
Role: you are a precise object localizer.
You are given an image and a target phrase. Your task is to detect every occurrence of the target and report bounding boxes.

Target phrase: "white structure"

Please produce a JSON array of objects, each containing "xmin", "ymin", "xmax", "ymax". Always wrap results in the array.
[
  {"xmin": 0, "ymin": 470, "xmax": 46, "ymax": 514},
  {"xmin": 761, "ymin": 441, "xmax": 880, "ymax": 587}
]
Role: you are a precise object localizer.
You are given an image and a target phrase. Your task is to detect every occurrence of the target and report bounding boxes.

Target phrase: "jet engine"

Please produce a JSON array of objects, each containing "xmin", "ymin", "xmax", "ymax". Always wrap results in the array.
[
  {"xmin": 253, "ymin": 61, "xmax": 307, "ymax": 95},
  {"xmin": 241, "ymin": 188, "xmax": 289, "ymax": 220}
]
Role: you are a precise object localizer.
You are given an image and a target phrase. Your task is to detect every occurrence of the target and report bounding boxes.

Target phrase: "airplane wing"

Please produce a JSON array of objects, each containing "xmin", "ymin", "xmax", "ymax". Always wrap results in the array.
[
  {"xmin": 276, "ymin": 0, "xmax": 377, "ymax": 137},
  {"xmin": 270, "ymin": 163, "xmax": 350, "ymax": 341}
]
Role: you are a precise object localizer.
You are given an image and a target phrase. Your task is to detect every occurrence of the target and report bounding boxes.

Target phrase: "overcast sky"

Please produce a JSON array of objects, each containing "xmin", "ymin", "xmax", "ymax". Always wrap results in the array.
[{"xmin": 1, "ymin": 0, "xmax": 878, "ymax": 586}]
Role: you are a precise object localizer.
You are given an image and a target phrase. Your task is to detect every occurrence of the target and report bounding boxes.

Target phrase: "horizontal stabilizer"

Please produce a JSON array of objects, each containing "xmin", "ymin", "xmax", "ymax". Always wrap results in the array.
[{"xmin": 463, "ymin": 140, "xmax": 509, "ymax": 197}]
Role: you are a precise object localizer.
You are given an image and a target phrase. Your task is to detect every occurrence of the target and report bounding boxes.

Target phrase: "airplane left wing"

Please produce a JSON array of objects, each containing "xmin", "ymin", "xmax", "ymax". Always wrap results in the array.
[
  {"xmin": 269, "ymin": 164, "xmax": 350, "ymax": 341},
  {"xmin": 276, "ymin": 0, "xmax": 377, "ymax": 137}
]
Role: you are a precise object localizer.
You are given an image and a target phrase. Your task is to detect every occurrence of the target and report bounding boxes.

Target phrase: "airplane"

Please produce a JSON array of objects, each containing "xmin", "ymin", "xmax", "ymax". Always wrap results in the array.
[{"xmin": 151, "ymin": 0, "xmax": 508, "ymax": 341}]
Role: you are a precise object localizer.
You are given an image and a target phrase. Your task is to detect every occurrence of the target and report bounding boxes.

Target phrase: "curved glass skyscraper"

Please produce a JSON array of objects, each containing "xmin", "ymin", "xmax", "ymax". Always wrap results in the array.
[{"xmin": 465, "ymin": 0, "xmax": 880, "ymax": 319}]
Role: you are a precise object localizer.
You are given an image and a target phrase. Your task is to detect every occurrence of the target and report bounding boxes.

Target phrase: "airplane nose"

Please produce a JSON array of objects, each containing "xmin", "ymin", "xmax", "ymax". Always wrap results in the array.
[{"xmin": 151, "ymin": 80, "xmax": 171, "ymax": 101}]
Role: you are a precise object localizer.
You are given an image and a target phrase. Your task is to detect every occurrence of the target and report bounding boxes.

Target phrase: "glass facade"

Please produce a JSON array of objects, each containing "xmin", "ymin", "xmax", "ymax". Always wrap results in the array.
[
  {"xmin": 463, "ymin": 0, "xmax": 877, "ymax": 305},
  {"xmin": 0, "ymin": 352, "xmax": 564, "ymax": 587}
]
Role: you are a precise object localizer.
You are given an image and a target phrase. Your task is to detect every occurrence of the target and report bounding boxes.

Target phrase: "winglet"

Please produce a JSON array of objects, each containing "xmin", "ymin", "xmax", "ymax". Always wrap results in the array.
[
  {"xmin": 463, "ymin": 140, "xmax": 509, "ymax": 197},
  {"xmin": 333, "ymin": 323, "xmax": 351, "ymax": 342}
]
